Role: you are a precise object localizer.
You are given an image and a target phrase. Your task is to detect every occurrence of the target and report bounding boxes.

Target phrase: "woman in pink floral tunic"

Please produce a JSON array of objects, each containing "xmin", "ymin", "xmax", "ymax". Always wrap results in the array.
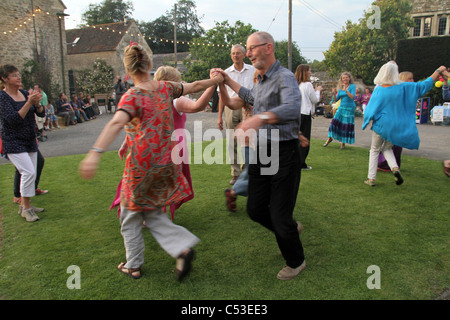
[{"xmin": 79, "ymin": 43, "xmax": 223, "ymax": 281}]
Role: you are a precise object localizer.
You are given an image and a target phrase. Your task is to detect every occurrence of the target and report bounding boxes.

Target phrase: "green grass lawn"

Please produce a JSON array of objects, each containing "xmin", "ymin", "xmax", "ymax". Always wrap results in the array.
[{"xmin": 0, "ymin": 139, "xmax": 448, "ymax": 300}]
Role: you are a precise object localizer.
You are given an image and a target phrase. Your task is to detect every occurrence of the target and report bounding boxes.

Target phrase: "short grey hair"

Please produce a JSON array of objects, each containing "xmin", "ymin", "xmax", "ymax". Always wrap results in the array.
[
  {"xmin": 251, "ymin": 32, "xmax": 275, "ymax": 49},
  {"xmin": 231, "ymin": 44, "xmax": 246, "ymax": 55}
]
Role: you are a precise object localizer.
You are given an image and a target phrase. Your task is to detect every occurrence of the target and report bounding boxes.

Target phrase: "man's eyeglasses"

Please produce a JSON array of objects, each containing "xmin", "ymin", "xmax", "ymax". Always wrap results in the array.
[
  {"xmin": 246, "ymin": 43, "xmax": 268, "ymax": 52},
  {"xmin": 9, "ymin": 73, "xmax": 21, "ymax": 78}
]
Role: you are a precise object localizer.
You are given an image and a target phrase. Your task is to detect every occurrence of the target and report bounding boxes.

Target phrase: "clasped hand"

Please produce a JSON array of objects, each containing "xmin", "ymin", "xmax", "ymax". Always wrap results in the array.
[{"xmin": 29, "ymin": 91, "xmax": 43, "ymax": 106}]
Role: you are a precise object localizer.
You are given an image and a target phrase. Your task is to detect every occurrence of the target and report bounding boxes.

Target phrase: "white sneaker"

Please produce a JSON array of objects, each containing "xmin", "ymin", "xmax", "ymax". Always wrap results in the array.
[
  {"xmin": 21, "ymin": 207, "xmax": 40, "ymax": 222},
  {"xmin": 18, "ymin": 206, "xmax": 44, "ymax": 215}
]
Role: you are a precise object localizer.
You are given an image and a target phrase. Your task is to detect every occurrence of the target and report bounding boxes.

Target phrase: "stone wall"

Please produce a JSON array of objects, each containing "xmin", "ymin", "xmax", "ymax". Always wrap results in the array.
[
  {"xmin": 409, "ymin": 0, "xmax": 450, "ymax": 14},
  {"xmin": 0, "ymin": 0, "xmax": 68, "ymax": 94},
  {"xmin": 66, "ymin": 21, "xmax": 153, "ymax": 93}
]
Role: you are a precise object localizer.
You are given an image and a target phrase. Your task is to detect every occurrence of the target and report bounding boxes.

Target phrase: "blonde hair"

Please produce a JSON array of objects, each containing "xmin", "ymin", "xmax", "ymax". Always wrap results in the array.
[
  {"xmin": 154, "ymin": 66, "xmax": 181, "ymax": 82},
  {"xmin": 337, "ymin": 72, "xmax": 354, "ymax": 91},
  {"xmin": 123, "ymin": 44, "xmax": 152, "ymax": 76},
  {"xmin": 399, "ymin": 71, "xmax": 413, "ymax": 82},
  {"xmin": 374, "ymin": 61, "xmax": 401, "ymax": 86}
]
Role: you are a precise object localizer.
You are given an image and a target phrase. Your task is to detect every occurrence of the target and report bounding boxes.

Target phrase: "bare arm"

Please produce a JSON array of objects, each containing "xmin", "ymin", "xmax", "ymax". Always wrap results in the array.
[
  {"xmin": 176, "ymin": 86, "xmax": 217, "ymax": 113},
  {"xmin": 217, "ymin": 95, "xmax": 225, "ymax": 130},
  {"xmin": 182, "ymin": 74, "xmax": 223, "ymax": 96},
  {"xmin": 431, "ymin": 66, "xmax": 448, "ymax": 81},
  {"xmin": 218, "ymin": 82, "xmax": 245, "ymax": 110},
  {"xmin": 79, "ymin": 110, "xmax": 130, "ymax": 179}
]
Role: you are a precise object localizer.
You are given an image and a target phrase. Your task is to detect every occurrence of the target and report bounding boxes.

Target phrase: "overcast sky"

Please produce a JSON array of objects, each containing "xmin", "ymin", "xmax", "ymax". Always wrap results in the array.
[{"xmin": 61, "ymin": 0, "xmax": 375, "ymax": 61}]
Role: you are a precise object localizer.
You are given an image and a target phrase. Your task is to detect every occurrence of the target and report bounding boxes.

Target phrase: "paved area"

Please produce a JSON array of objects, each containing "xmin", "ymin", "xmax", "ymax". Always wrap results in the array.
[{"xmin": 1, "ymin": 111, "xmax": 449, "ymax": 165}]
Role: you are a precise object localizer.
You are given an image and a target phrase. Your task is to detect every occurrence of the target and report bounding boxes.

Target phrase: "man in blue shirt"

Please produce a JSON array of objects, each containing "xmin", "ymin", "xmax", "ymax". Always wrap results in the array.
[{"xmin": 217, "ymin": 32, "xmax": 306, "ymax": 280}]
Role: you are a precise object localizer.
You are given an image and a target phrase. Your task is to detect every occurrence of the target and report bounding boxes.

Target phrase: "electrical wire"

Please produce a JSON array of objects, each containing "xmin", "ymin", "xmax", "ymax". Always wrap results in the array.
[
  {"xmin": 297, "ymin": 0, "xmax": 342, "ymax": 29},
  {"xmin": 267, "ymin": 0, "xmax": 286, "ymax": 31}
]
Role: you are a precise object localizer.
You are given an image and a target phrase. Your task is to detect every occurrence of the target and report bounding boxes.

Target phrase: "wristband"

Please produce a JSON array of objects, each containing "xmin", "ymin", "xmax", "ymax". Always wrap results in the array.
[
  {"xmin": 436, "ymin": 69, "xmax": 442, "ymax": 74},
  {"xmin": 91, "ymin": 147, "xmax": 104, "ymax": 153}
]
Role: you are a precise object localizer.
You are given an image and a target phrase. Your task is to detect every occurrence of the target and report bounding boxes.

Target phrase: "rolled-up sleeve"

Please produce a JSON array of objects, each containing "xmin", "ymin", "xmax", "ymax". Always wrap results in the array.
[{"xmin": 238, "ymin": 86, "xmax": 254, "ymax": 106}]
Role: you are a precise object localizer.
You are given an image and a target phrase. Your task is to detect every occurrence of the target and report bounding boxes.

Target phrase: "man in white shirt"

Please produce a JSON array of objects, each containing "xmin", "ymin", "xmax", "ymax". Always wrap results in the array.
[{"xmin": 217, "ymin": 44, "xmax": 255, "ymax": 185}]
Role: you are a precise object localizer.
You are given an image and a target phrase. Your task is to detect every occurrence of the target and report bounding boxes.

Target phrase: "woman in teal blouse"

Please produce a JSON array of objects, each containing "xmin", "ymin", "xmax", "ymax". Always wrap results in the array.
[
  {"xmin": 324, "ymin": 72, "xmax": 356, "ymax": 149},
  {"xmin": 362, "ymin": 61, "xmax": 448, "ymax": 186}
]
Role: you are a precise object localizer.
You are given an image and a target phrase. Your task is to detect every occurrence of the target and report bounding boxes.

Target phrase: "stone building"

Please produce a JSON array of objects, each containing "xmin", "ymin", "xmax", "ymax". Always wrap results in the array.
[
  {"xmin": 0, "ymin": 0, "xmax": 69, "ymax": 96},
  {"xmin": 408, "ymin": 0, "xmax": 450, "ymax": 37},
  {"xmin": 65, "ymin": 20, "xmax": 152, "ymax": 94}
]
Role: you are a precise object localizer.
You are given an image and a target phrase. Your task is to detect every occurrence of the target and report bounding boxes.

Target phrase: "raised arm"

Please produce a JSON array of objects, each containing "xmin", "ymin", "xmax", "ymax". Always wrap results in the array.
[
  {"xmin": 218, "ymin": 82, "xmax": 245, "ymax": 110},
  {"xmin": 182, "ymin": 74, "xmax": 223, "ymax": 96},
  {"xmin": 175, "ymin": 86, "xmax": 218, "ymax": 113}
]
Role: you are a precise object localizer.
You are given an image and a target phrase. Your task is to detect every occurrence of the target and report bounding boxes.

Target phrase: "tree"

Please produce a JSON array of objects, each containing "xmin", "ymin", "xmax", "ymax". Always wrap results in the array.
[
  {"xmin": 274, "ymin": 40, "xmax": 308, "ymax": 71},
  {"xmin": 81, "ymin": 0, "xmax": 134, "ymax": 26},
  {"xmin": 75, "ymin": 59, "xmax": 114, "ymax": 95},
  {"xmin": 324, "ymin": 0, "xmax": 414, "ymax": 84},
  {"xmin": 137, "ymin": 0, "xmax": 204, "ymax": 54},
  {"xmin": 310, "ymin": 59, "xmax": 327, "ymax": 72}
]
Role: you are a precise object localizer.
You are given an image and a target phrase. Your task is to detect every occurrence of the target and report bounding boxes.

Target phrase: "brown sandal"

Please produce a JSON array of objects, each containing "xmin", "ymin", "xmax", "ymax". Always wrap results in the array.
[
  {"xmin": 117, "ymin": 262, "xmax": 141, "ymax": 279},
  {"xmin": 175, "ymin": 249, "xmax": 195, "ymax": 282},
  {"xmin": 224, "ymin": 189, "xmax": 237, "ymax": 212}
]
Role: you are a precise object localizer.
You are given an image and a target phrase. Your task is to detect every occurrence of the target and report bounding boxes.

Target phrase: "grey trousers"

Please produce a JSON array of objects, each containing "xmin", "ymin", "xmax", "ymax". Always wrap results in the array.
[
  {"xmin": 120, "ymin": 206, "xmax": 200, "ymax": 269},
  {"xmin": 225, "ymin": 106, "xmax": 243, "ymax": 177}
]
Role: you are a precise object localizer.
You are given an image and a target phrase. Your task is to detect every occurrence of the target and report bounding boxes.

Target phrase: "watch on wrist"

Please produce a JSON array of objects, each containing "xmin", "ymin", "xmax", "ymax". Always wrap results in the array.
[{"xmin": 258, "ymin": 114, "xmax": 270, "ymax": 122}]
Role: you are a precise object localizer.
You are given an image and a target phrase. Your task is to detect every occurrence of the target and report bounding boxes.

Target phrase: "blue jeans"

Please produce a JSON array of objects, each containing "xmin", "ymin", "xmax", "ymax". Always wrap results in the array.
[{"xmin": 232, "ymin": 146, "xmax": 252, "ymax": 197}]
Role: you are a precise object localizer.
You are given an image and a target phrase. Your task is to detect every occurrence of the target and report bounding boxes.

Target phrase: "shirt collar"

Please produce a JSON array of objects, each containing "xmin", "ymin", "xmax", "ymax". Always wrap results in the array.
[
  {"xmin": 257, "ymin": 60, "xmax": 280, "ymax": 82},
  {"xmin": 230, "ymin": 63, "xmax": 252, "ymax": 73}
]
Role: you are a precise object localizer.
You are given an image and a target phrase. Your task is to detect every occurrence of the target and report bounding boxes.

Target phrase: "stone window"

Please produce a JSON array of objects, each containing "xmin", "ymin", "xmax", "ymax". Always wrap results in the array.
[
  {"xmin": 438, "ymin": 16, "xmax": 447, "ymax": 35},
  {"xmin": 413, "ymin": 18, "xmax": 421, "ymax": 37},
  {"xmin": 423, "ymin": 17, "xmax": 432, "ymax": 36}
]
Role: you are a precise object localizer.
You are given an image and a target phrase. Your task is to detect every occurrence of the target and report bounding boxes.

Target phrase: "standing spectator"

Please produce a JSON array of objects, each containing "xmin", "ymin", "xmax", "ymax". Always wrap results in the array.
[
  {"xmin": 323, "ymin": 72, "xmax": 356, "ymax": 149},
  {"xmin": 79, "ymin": 43, "xmax": 223, "ymax": 281},
  {"xmin": 0, "ymin": 64, "xmax": 45, "ymax": 222},
  {"xmin": 361, "ymin": 88, "xmax": 372, "ymax": 114},
  {"xmin": 362, "ymin": 62, "xmax": 448, "ymax": 186},
  {"xmin": 13, "ymin": 149, "xmax": 48, "ymax": 204},
  {"xmin": 217, "ymin": 44, "xmax": 256, "ymax": 185},
  {"xmin": 33, "ymin": 85, "xmax": 47, "ymax": 141},
  {"xmin": 219, "ymin": 70, "xmax": 258, "ymax": 212},
  {"xmin": 113, "ymin": 76, "xmax": 126, "ymax": 113},
  {"xmin": 354, "ymin": 87, "xmax": 363, "ymax": 115},
  {"xmin": 216, "ymin": 32, "xmax": 306, "ymax": 280},
  {"xmin": 295, "ymin": 64, "xmax": 322, "ymax": 170}
]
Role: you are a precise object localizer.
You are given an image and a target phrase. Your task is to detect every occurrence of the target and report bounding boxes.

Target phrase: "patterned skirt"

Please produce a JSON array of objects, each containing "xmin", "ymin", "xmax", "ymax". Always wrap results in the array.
[{"xmin": 328, "ymin": 105, "xmax": 355, "ymax": 144}]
